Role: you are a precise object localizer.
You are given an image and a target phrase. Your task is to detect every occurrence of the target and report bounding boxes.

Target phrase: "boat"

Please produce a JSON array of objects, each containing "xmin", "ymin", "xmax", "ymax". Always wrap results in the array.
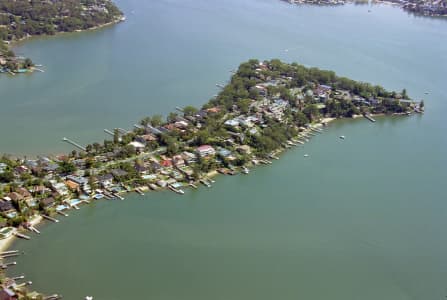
[
  {"xmin": 339, "ymin": 135, "xmax": 345, "ymax": 139},
  {"xmin": 304, "ymin": 154, "xmax": 309, "ymax": 157},
  {"xmin": 242, "ymin": 167, "xmax": 249, "ymax": 174}
]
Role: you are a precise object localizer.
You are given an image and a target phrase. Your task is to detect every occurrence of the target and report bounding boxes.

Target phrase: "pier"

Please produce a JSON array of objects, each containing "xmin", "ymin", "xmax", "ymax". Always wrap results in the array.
[
  {"xmin": 15, "ymin": 232, "xmax": 31, "ymax": 240},
  {"xmin": 42, "ymin": 215, "xmax": 59, "ymax": 223},
  {"xmin": 57, "ymin": 211, "xmax": 69, "ymax": 217},
  {"xmin": 113, "ymin": 193, "xmax": 124, "ymax": 200},
  {"xmin": 363, "ymin": 114, "xmax": 376, "ymax": 122},
  {"xmin": 62, "ymin": 137, "xmax": 86, "ymax": 151},
  {"xmin": 0, "ymin": 250, "xmax": 19, "ymax": 255},
  {"xmin": 0, "ymin": 261, "xmax": 16, "ymax": 269}
]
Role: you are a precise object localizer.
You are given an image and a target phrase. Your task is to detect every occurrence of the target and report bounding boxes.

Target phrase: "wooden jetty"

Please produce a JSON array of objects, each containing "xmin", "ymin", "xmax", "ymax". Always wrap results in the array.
[
  {"xmin": 57, "ymin": 211, "xmax": 69, "ymax": 217},
  {"xmin": 0, "ymin": 261, "xmax": 16, "ymax": 269},
  {"xmin": 42, "ymin": 215, "xmax": 59, "ymax": 223},
  {"xmin": 14, "ymin": 232, "xmax": 30, "ymax": 240},
  {"xmin": 0, "ymin": 250, "xmax": 19, "ymax": 255},
  {"xmin": 62, "ymin": 137, "xmax": 86, "ymax": 151},
  {"xmin": 113, "ymin": 193, "xmax": 124, "ymax": 200},
  {"xmin": 364, "ymin": 114, "xmax": 376, "ymax": 122}
]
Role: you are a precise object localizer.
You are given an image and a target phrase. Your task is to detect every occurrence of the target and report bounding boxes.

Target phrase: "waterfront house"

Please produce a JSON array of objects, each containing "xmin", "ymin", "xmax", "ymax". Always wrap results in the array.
[
  {"xmin": 134, "ymin": 163, "xmax": 147, "ymax": 174},
  {"xmin": 140, "ymin": 134, "xmax": 157, "ymax": 142},
  {"xmin": 0, "ymin": 288, "xmax": 17, "ymax": 300},
  {"xmin": 0, "ymin": 163, "xmax": 7, "ymax": 174},
  {"xmin": 65, "ymin": 180, "xmax": 80, "ymax": 192},
  {"xmin": 196, "ymin": 145, "xmax": 216, "ymax": 157},
  {"xmin": 50, "ymin": 181, "xmax": 69, "ymax": 196},
  {"xmin": 128, "ymin": 141, "xmax": 145, "ymax": 152},
  {"xmin": 96, "ymin": 174, "xmax": 113, "ymax": 187},
  {"xmin": 40, "ymin": 197, "xmax": 55, "ymax": 209}
]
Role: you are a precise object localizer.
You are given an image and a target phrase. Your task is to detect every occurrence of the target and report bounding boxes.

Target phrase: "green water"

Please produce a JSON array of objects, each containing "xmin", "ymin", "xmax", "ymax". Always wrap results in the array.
[{"xmin": 3, "ymin": 0, "xmax": 447, "ymax": 299}]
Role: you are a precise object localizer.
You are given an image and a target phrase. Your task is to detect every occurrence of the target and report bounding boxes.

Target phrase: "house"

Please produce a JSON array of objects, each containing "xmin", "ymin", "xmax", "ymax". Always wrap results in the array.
[
  {"xmin": 96, "ymin": 174, "xmax": 113, "ymax": 187},
  {"xmin": 134, "ymin": 163, "xmax": 147, "ymax": 174},
  {"xmin": 0, "ymin": 201, "xmax": 14, "ymax": 212},
  {"xmin": 65, "ymin": 180, "xmax": 80, "ymax": 191},
  {"xmin": 128, "ymin": 141, "xmax": 145, "ymax": 151},
  {"xmin": 0, "ymin": 288, "xmax": 17, "ymax": 300},
  {"xmin": 40, "ymin": 197, "xmax": 55, "ymax": 209},
  {"xmin": 6, "ymin": 192, "xmax": 23, "ymax": 202},
  {"xmin": 161, "ymin": 159, "xmax": 173, "ymax": 168},
  {"xmin": 16, "ymin": 188, "xmax": 32, "ymax": 200},
  {"xmin": 181, "ymin": 151, "xmax": 197, "ymax": 164},
  {"xmin": 236, "ymin": 145, "xmax": 252, "ymax": 154},
  {"xmin": 111, "ymin": 169, "xmax": 128, "ymax": 178},
  {"xmin": 0, "ymin": 163, "xmax": 7, "ymax": 174},
  {"xmin": 172, "ymin": 155, "xmax": 185, "ymax": 167},
  {"xmin": 32, "ymin": 185, "xmax": 49, "ymax": 196},
  {"xmin": 140, "ymin": 134, "xmax": 157, "ymax": 142},
  {"xmin": 196, "ymin": 145, "xmax": 216, "ymax": 157}
]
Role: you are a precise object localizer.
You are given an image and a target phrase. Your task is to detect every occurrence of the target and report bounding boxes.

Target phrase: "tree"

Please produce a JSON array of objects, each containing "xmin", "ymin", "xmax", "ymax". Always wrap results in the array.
[
  {"xmin": 150, "ymin": 115, "xmax": 163, "ymax": 127},
  {"xmin": 113, "ymin": 128, "xmax": 120, "ymax": 144},
  {"xmin": 183, "ymin": 106, "xmax": 198, "ymax": 117},
  {"xmin": 23, "ymin": 57, "xmax": 33, "ymax": 68},
  {"xmin": 167, "ymin": 112, "xmax": 178, "ymax": 123},
  {"xmin": 57, "ymin": 160, "xmax": 76, "ymax": 175}
]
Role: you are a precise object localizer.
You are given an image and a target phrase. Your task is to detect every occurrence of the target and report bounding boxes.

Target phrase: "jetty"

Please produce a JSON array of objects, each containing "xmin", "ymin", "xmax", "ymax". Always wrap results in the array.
[
  {"xmin": 0, "ymin": 253, "xmax": 20, "ymax": 259},
  {"xmin": 189, "ymin": 182, "xmax": 198, "ymax": 189},
  {"xmin": 135, "ymin": 187, "xmax": 144, "ymax": 196},
  {"xmin": 200, "ymin": 179, "xmax": 211, "ymax": 187},
  {"xmin": 113, "ymin": 193, "xmax": 124, "ymax": 200},
  {"xmin": 169, "ymin": 185, "xmax": 185, "ymax": 195},
  {"xmin": 0, "ymin": 261, "xmax": 17, "ymax": 269},
  {"xmin": 364, "ymin": 114, "xmax": 376, "ymax": 122},
  {"xmin": 0, "ymin": 250, "xmax": 19, "ymax": 256},
  {"xmin": 62, "ymin": 137, "xmax": 86, "ymax": 151},
  {"xmin": 57, "ymin": 211, "xmax": 69, "ymax": 217},
  {"xmin": 42, "ymin": 215, "xmax": 59, "ymax": 223},
  {"xmin": 15, "ymin": 232, "xmax": 31, "ymax": 240}
]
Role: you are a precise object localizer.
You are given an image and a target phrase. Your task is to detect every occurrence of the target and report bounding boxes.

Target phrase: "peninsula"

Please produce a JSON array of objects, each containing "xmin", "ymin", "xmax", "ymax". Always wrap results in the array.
[
  {"xmin": 0, "ymin": 59, "xmax": 423, "ymax": 298},
  {"xmin": 282, "ymin": 0, "xmax": 447, "ymax": 17},
  {"xmin": 0, "ymin": 0, "xmax": 124, "ymax": 74}
]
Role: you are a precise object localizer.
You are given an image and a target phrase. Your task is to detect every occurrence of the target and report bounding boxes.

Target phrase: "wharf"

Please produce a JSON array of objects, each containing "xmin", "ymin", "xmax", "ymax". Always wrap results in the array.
[
  {"xmin": 364, "ymin": 114, "xmax": 376, "ymax": 122},
  {"xmin": 42, "ymin": 215, "xmax": 59, "ymax": 223}
]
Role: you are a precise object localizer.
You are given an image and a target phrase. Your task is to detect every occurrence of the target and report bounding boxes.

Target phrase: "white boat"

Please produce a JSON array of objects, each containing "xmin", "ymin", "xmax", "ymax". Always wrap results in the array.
[
  {"xmin": 85, "ymin": 297, "xmax": 93, "ymax": 300},
  {"xmin": 242, "ymin": 167, "xmax": 249, "ymax": 174},
  {"xmin": 339, "ymin": 135, "xmax": 345, "ymax": 139},
  {"xmin": 304, "ymin": 154, "xmax": 309, "ymax": 157}
]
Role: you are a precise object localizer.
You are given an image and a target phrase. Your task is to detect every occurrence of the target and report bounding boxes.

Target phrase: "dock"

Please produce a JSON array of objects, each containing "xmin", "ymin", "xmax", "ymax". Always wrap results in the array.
[
  {"xmin": 169, "ymin": 185, "xmax": 185, "ymax": 195},
  {"xmin": 200, "ymin": 179, "xmax": 211, "ymax": 187},
  {"xmin": 0, "ymin": 253, "xmax": 19, "ymax": 259},
  {"xmin": 0, "ymin": 261, "xmax": 16, "ymax": 269},
  {"xmin": 57, "ymin": 211, "xmax": 69, "ymax": 217},
  {"xmin": 113, "ymin": 193, "xmax": 124, "ymax": 200},
  {"xmin": 363, "ymin": 114, "xmax": 376, "ymax": 122},
  {"xmin": 62, "ymin": 137, "xmax": 86, "ymax": 151},
  {"xmin": 0, "ymin": 250, "xmax": 19, "ymax": 255},
  {"xmin": 189, "ymin": 182, "xmax": 198, "ymax": 189},
  {"xmin": 14, "ymin": 232, "xmax": 31, "ymax": 240},
  {"xmin": 135, "ymin": 188, "xmax": 144, "ymax": 196},
  {"xmin": 42, "ymin": 215, "xmax": 59, "ymax": 223}
]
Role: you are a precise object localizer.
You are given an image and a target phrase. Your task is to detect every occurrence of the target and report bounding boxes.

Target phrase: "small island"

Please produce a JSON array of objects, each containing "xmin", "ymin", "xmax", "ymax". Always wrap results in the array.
[
  {"xmin": 0, "ymin": 0, "xmax": 124, "ymax": 75},
  {"xmin": 0, "ymin": 59, "xmax": 423, "ymax": 298}
]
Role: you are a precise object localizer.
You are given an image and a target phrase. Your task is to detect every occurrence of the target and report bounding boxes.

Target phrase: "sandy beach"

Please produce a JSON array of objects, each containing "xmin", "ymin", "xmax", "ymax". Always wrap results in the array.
[{"xmin": 0, "ymin": 215, "xmax": 43, "ymax": 253}]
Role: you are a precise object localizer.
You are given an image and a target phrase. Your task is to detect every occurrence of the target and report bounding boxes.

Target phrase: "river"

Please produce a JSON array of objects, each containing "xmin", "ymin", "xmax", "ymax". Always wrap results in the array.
[{"xmin": 2, "ymin": 0, "xmax": 447, "ymax": 299}]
